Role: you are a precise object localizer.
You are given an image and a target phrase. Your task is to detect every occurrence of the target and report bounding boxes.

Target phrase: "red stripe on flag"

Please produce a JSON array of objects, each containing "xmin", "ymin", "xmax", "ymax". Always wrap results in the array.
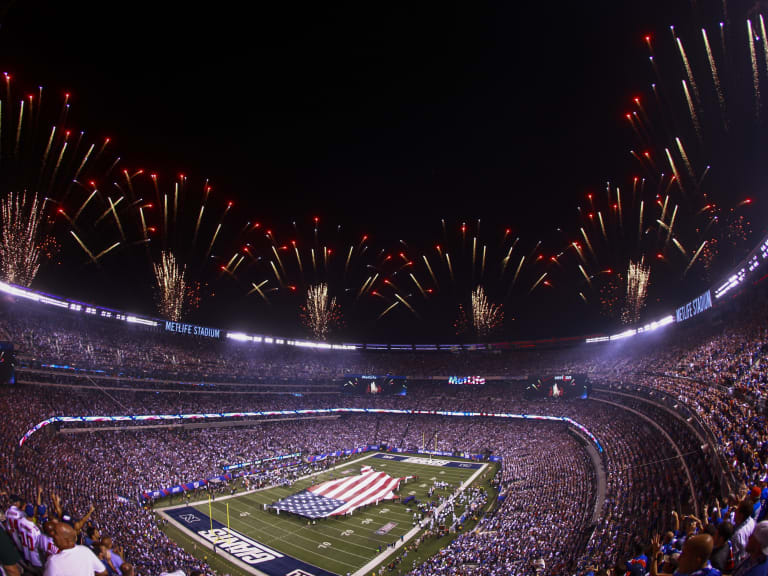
[
  {"xmin": 333, "ymin": 475, "xmax": 405, "ymax": 515},
  {"xmin": 310, "ymin": 468, "xmax": 376, "ymax": 498}
]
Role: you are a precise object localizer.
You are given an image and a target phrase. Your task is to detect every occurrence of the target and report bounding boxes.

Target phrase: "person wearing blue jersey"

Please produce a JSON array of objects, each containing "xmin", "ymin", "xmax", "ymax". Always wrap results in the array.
[{"xmin": 649, "ymin": 533, "xmax": 720, "ymax": 576}]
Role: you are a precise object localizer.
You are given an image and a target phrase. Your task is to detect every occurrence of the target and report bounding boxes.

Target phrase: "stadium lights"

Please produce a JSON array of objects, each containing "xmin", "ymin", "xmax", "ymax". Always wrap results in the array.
[
  {"xmin": 126, "ymin": 315, "xmax": 158, "ymax": 327},
  {"xmin": 609, "ymin": 329, "xmax": 637, "ymax": 341},
  {"xmin": 226, "ymin": 332, "xmax": 253, "ymax": 342},
  {"xmin": 586, "ymin": 313, "xmax": 674, "ymax": 344},
  {"xmin": 714, "ymin": 270, "xmax": 746, "ymax": 299},
  {"xmin": 637, "ymin": 315, "xmax": 674, "ymax": 333}
]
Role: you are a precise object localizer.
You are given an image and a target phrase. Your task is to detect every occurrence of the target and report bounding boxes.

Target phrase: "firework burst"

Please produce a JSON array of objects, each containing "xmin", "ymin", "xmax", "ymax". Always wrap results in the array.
[
  {"xmin": 469, "ymin": 285, "xmax": 503, "ymax": 337},
  {"xmin": 621, "ymin": 258, "xmax": 650, "ymax": 325},
  {"xmin": 0, "ymin": 191, "xmax": 43, "ymax": 286},
  {"xmin": 223, "ymin": 217, "xmax": 410, "ymax": 334},
  {"xmin": 153, "ymin": 250, "xmax": 189, "ymax": 322},
  {"xmin": 120, "ymin": 172, "xmax": 233, "ymax": 318},
  {"xmin": 0, "ymin": 77, "xmax": 127, "ymax": 269},
  {"xmin": 300, "ymin": 283, "xmax": 341, "ymax": 340}
]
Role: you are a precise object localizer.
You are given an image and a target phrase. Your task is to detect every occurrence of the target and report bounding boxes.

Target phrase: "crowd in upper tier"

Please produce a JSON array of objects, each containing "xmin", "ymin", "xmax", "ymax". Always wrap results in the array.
[{"xmin": 0, "ymin": 286, "xmax": 767, "ymax": 576}]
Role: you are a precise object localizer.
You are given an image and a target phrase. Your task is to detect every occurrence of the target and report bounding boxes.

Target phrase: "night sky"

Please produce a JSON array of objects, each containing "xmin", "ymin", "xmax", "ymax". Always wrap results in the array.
[{"xmin": 0, "ymin": 1, "xmax": 762, "ymax": 342}]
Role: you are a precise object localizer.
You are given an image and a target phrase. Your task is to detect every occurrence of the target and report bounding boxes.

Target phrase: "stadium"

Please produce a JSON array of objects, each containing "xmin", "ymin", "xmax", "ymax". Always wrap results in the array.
[{"xmin": 3, "ymin": 1, "xmax": 768, "ymax": 576}]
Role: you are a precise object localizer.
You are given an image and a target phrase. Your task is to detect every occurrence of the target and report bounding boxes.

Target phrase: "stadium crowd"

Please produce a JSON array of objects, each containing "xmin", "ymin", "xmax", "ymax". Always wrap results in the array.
[{"xmin": 0, "ymin": 289, "xmax": 768, "ymax": 575}]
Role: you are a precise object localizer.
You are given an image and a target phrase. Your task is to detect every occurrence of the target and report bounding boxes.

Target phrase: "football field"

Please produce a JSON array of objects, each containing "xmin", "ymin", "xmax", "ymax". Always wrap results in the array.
[{"xmin": 160, "ymin": 452, "xmax": 496, "ymax": 576}]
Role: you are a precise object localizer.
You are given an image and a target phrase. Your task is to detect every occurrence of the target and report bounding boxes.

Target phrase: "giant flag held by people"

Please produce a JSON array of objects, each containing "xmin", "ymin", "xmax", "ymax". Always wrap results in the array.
[{"xmin": 270, "ymin": 465, "xmax": 409, "ymax": 518}]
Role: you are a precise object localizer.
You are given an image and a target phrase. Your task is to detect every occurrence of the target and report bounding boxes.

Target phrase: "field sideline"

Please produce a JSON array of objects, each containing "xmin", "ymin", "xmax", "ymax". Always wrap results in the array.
[{"xmin": 159, "ymin": 452, "xmax": 495, "ymax": 576}]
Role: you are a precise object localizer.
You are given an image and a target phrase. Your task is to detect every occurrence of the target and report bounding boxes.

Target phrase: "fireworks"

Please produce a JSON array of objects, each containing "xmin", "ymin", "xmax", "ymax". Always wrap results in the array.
[
  {"xmin": 0, "ymin": 78, "xmax": 125, "ymax": 270},
  {"xmin": 0, "ymin": 191, "xmax": 43, "ymax": 286},
  {"xmin": 153, "ymin": 251, "xmax": 188, "ymax": 321},
  {"xmin": 470, "ymin": 285, "xmax": 503, "ymax": 337},
  {"xmin": 622, "ymin": 258, "xmax": 650, "ymax": 325},
  {"xmin": 569, "ymin": 4, "xmax": 763, "ymax": 320},
  {"xmin": 300, "ymin": 283, "xmax": 341, "ymax": 340}
]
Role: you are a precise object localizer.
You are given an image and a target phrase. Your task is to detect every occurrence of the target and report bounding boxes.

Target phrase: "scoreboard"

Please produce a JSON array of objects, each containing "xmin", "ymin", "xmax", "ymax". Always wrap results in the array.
[
  {"xmin": 341, "ymin": 375, "xmax": 407, "ymax": 396},
  {"xmin": 525, "ymin": 374, "xmax": 590, "ymax": 399}
]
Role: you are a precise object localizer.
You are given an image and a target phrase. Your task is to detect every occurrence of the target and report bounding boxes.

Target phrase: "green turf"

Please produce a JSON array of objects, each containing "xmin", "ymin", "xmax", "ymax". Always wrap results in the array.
[{"xmin": 166, "ymin": 453, "xmax": 489, "ymax": 575}]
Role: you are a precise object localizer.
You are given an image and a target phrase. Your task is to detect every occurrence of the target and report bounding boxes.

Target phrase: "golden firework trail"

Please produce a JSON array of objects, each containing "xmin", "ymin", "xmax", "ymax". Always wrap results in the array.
[
  {"xmin": 676, "ymin": 37, "xmax": 701, "ymax": 103},
  {"xmin": 580, "ymin": 227, "xmax": 597, "ymax": 261},
  {"xmin": 702, "ymin": 28, "xmax": 726, "ymax": 119},
  {"xmin": 578, "ymin": 264, "xmax": 592, "ymax": 286},
  {"xmin": 248, "ymin": 280, "xmax": 270, "ymax": 303},
  {"xmin": 675, "ymin": 138, "xmax": 694, "ymax": 182},
  {"xmin": 511, "ymin": 255, "xmax": 525, "ymax": 287},
  {"xmin": 14, "ymin": 99, "xmax": 23, "ymax": 157},
  {"xmin": 0, "ymin": 192, "xmax": 43, "ymax": 286},
  {"xmin": 445, "ymin": 252, "xmax": 454, "ymax": 284},
  {"xmin": 410, "ymin": 273, "xmax": 427, "ymax": 298},
  {"xmin": 597, "ymin": 211, "xmax": 607, "ymax": 240},
  {"xmin": 672, "ymin": 237, "xmax": 687, "ymax": 256},
  {"xmin": 622, "ymin": 258, "xmax": 650, "ymax": 325},
  {"xmin": 528, "ymin": 272, "xmax": 547, "ymax": 294},
  {"xmin": 665, "ymin": 148, "xmax": 683, "ymax": 190},
  {"xmin": 153, "ymin": 250, "xmax": 187, "ymax": 321},
  {"xmin": 394, "ymin": 292, "xmax": 418, "ymax": 318},
  {"xmin": 345, "ymin": 245, "xmax": 353, "ymax": 275},
  {"xmin": 303, "ymin": 283, "xmax": 339, "ymax": 340},
  {"xmin": 684, "ymin": 240, "xmax": 707, "ymax": 276},
  {"xmin": 73, "ymin": 188, "xmax": 98, "ymax": 222},
  {"xmin": 471, "ymin": 285, "xmax": 502, "ymax": 336},
  {"xmin": 760, "ymin": 16, "xmax": 768, "ymax": 78},
  {"xmin": 666, "ymin": 204, "xmax": 679, "ymax": 247},
  {"xmin": 423, "ymin": 254, "xmax": 438, "ymax": 286},
  {"xmin": 682, "ymin": 80, "xmax": 702, "ymax": 138},
  {"xmin": 377, "ymin": 300, "xmax": 399, "ymax": 320},
  {"xmin": 293, "ymin": 242, "xmax": 304, "ymax": 276},
  {"xmin": 748, "ymin": 19, "xmax": 760, "ymax": 117}
]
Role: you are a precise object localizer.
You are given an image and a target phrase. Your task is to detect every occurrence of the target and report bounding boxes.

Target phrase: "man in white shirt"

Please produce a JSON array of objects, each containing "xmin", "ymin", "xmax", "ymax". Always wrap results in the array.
[
  {"xmin": 43, "ymin": 522, "xmax": 106, "ymax": 576},
  {"xmin": 733, "ymin": 500, "xmax": 757, "ymax": 564},
  {"xmin": 17, "ymin": 513, "xmax": 43, "ymax": 571},
  {"xmin": 3, "ymin": 495, "xmax": 24, "ymax": 550}
]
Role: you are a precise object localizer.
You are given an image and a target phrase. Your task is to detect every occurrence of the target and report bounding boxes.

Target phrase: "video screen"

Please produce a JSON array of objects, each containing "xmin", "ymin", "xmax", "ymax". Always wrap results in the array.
[
  {"xmin": 342, "ymin": 375, "xmax": 407, "ymax": 396},
  {"xmin": 525, "ymin": 374, "xmax": 590, "ymax": 399}
]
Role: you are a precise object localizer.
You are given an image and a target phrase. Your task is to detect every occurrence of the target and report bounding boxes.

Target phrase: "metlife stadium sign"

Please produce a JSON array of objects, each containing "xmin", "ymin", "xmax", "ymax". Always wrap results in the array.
[
  {"xmin": 675, "ymin": 290, "xmax": 713, "ymax": 323},
  {"xmin": 164, "ymin": 321, "xmax": 221, "ymax": 339}
]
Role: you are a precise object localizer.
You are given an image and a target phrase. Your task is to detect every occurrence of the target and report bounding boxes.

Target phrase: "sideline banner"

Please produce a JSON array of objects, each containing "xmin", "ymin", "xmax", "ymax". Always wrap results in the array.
[{"xmin": 166, "ymin": 506, "xmax": 337, "ymax": 576}]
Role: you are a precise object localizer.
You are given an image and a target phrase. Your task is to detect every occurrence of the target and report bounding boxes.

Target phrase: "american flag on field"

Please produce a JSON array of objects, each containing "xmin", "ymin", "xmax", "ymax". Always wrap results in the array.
[{"xmin": 271, "ymin": 466, "xmax": 410, "ymax": 519}]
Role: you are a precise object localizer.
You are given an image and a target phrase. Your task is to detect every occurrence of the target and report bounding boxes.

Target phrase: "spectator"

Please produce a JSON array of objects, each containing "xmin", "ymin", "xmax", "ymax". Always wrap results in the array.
[
  {"xmin": 0, "ymin": 525, "xmax": 20, "ymax": 576},
  {"xmin": 733, "ymin": 522, "xmax": 768, "ymax": 576},
  {"xmin": 43, "ymin": 522, "xmax": 107, "ymax": 576}
]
